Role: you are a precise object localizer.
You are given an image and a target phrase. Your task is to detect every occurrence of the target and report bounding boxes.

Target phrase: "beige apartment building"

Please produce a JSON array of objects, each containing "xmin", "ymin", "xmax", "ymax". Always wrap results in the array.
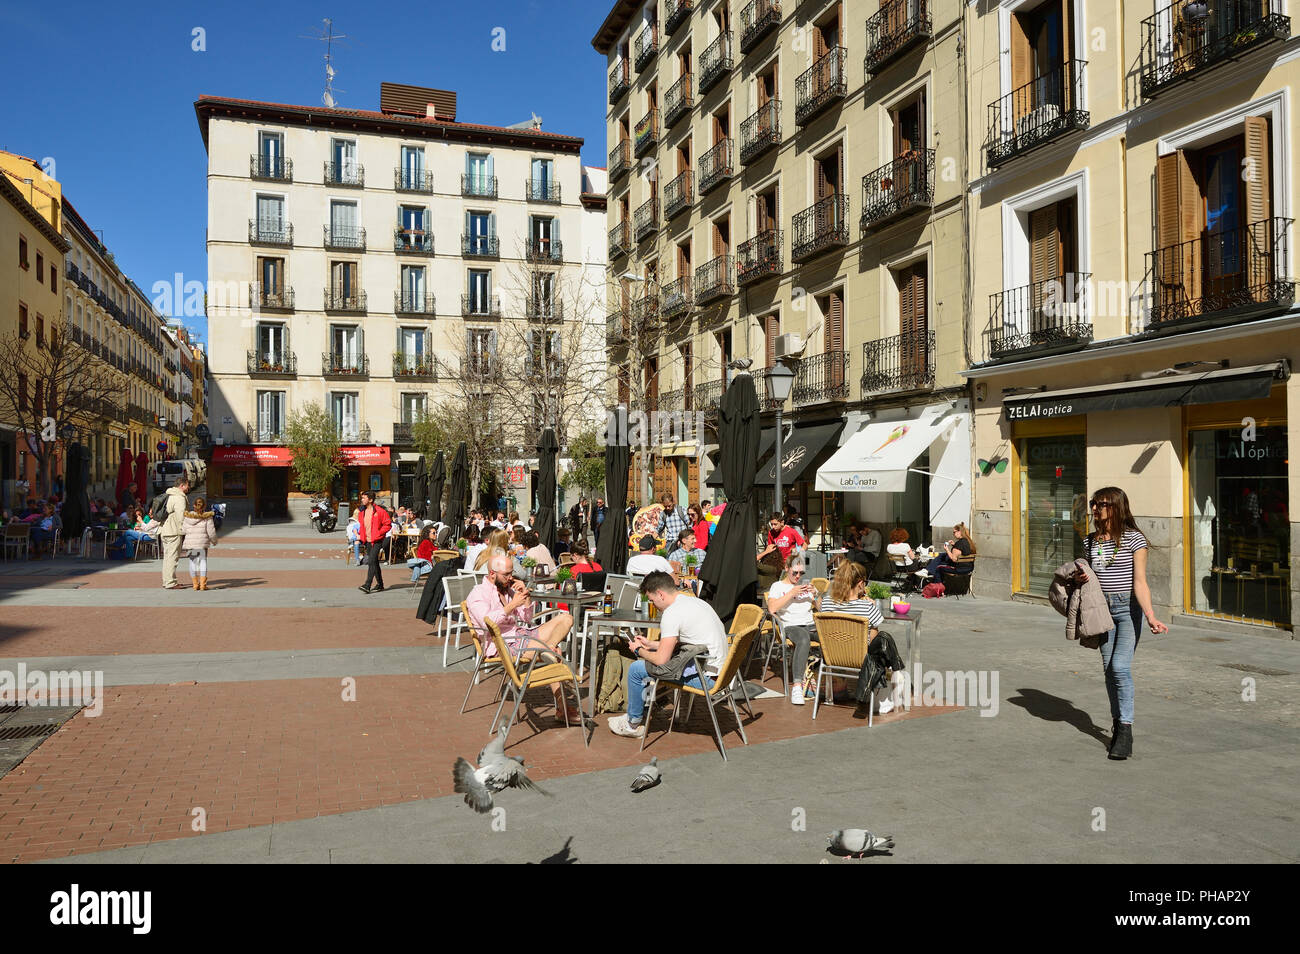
[
  {"xmin": 196, "ymin": 84, "xmax": 606, "ymax": 519},
  {"xmin": 965, "ymin": 0, "xmax": 1300, "ymax": 634},
  {"xmin": 595, "ymin": 0, "xmax": 973, "ymax": 544}
]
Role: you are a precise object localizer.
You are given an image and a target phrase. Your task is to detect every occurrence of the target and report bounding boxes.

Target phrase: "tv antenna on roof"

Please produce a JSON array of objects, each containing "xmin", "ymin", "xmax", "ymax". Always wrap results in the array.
[{"xmin": 301, "ymin": 18, "xmax": 347, "ymax": 107}]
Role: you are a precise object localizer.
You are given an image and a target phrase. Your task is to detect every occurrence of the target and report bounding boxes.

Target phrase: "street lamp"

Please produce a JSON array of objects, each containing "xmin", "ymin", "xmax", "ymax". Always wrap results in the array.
[{"xmin": 766, "ymin": 363, "xmax": 796, "ymax": 516}]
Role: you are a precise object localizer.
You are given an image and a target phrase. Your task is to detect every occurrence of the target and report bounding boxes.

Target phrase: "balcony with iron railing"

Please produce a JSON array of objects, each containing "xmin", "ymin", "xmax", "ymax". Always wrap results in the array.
[
  {"xmin": 461, "ymin": 293, "xmax": 502, "ymax": 318},
  {"xmin": 792, "ymin": 193, "xmax": 850, "ymax": 262},
  {"xmin": 249, "ymin": 219, "xmax": 293, "ymax": 247},
  {"xmin": 665, "ymin": 0, "xmax": 693, "ymax": 35},
  {"xmin": 609, "ymin": 220, "xmax": 633, "ymax": 258},
  {"xmin": 335, "ymin": 422, "xmax": 372, "ymax": 444},
  {"xmin": 986, "ymin": 60, "xmax": 1089, "ymax": 167},
  {"xmin": 609, "ymin": 61, "xmax": 631, "ymax": 104},
  {"xmin": 657, "ymin": 385, "xmax": 696, "ymax": 414},
  {"xmin": 661, "ymin": 276, "xmax": 693, "ymax": 320},
  {"xmin": 461, "ymin": 234, "xmax": 500, "ymax": 258},
  {"xmin": 607, "ymin": 309, "xmax": 631, "ymax": 351},
  {"xmin": 1141, "ymin": 1, "xmax": 1290, "ymax": 99},
  {"xmin": 795, "ymin": 46, "xmax": 847, "ymax": 125},
  {"xmin": 740, "ymin": 0, "xmax": 782, "ymax": 52},
  {"xmin": 664, "ymin": 170, "xmax": 694, "ymax": 219},
  {"xmin": 526, "ymin": 179, "xmax": 561, "ymax": 203},
  {"xmin": 1143, "ymin": 218, "xmax": 1295, "ymax": 334},
  {"xmin": 738, "ymin": 229, "xmax": 783, "ymax": 286},
  {"xmin": 395, "ymin": 228, "xmax": 434, "ymax": 255},
  {"xmin": 395, "ymin": 167, "xmax": 433, "ymax": 192},
  {"xmin": 395, "ymin": 292, "xmax": 436, "ymax": 315},
  {"xmin": 462, "ymin": 174, "xmax": 498, "ymax": 198},
  {"xmin": 986, "ymin": 273, "xmax": 1093, "ymax": 361},
  {"xmin": 860, "ymin": 149, "xmax": 934, "ymax": 231},
  {"xmin": 249, "ymin": 284, "xmax": 295, "ymax": 311},
  {"xmin": 526, "ymin": 238, "xmax": 563, "ymax": 263},
  {"xmin": 693, "ymin": 379, "xmax": 725, "ymax": 416},
  {"xmin": 864, "ymin": 0, "xmax": 932, "ymax": 77},
  {"xmin": 246, "ymin": 350, "xmax": 298, "ymax": 376},
  {"xmin": 393, "ymin": 353, "xmax": 438, "ymax": 380},
  {"xmin": 245, "ymin": 421, "xmax": 285, "ymax": 444},
  {"xmin": 634, "ymin": 288, "xmax": 661, "ymax": 328},
  {"xmin": 861, "ymin": 330, "xmax": 936, "ymax": 397},
  {"xmin": 751, "ymin": 368, "xmax": 787, "ymax": 413},
  {"xmin": 740, "ymin": 100, "xmax": 781, "ymax": 163},
  {"xmin": 634, "ymin": 109, "xmax": 661, "ymax": 158},
  {"xmin": 323, "ymin": 288, "xmax": 367, "ymax": 312},
  {"xmin": 634, "ymin": 22, "xmax": 659, "ymax": 71},
  {"xmin": 322, "ymin": 352, "xmax": 370, "ymax": 377},
  {"xmin": 700, "ymin": 31, "xmax": 734, "ymax": 93},
  {"xmin": 392, "ymin": 422, "xmax": 418, "ymax": 445},
  {"xmin": 526, "ymin": 297, "xmax": 564, "ymax": 321},
  {"xmin": 634, "ymin": 197, "xmax": 660, "ymax": 243},
  {"xmin": 324, "ymin": 161, "xmax": 364, "ymax": 187},
  {"xmin": 695, "ymin": 255, "xmax": 735, "ymax": 304},
  {"xmin": 699, "ymin": 139, "xmax": 733, "ymax": 195},
  {"xmin": 250, "ymin": 155, "xmax": 293, "ymax": 182},
  {"xmin": 792, "ymin": 350, "xmax": 851, "ymax": 405},
  {"xmin": 324, "ymin": 225, "xmax": 366, "ymax": 251},
  {"xmin": 609, "ymin": 139, "xmax": 633, "ymax": 179},
  {"xmin": 664, "ymin": 73, "xmax": 695, "ymax": 127}
]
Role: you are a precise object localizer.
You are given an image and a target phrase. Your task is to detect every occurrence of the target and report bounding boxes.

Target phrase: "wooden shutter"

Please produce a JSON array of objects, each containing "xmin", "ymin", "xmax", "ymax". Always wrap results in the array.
[
  {"xmin": 814, "ymin": 18, "xmax": 828, "ymax": 58},
  {"xmin": 816, "ymin": 158, "xmax": 829, "ymax": 201},
  {"xmin": 687, "ymin": 457, "xmax": 700, "ymax": 503},
  {"xmin": 765, "ymin": 313, "xmax": 779, "ymax": 366},
  {"xmin": 1155, "ymin": 150, "xmax": 1203, "ymax": 308},
  {"xmin": 825, "ymin": 290, "xmax": 844, "ymax": 388},
  {"xmin": 902, "ymin": 266, "xmax": 927, "ymax": 380},
  {"xmin": 713, "ymin": 219, "xmax": 726, "ymax": 258},
  {"xmin": 1011, "ymin": 12, "xmax": 1032, "ymax": 121},
  {"xmin": 1244, "ymin": 115, "xmax": 1273, "ymax": 301},
  {"xmin": 916, "ymin": 91, "xmax": 927, "ymax": 150},
  {"xmin": 1029, "ymin": 205, "xmax": 1062, "ymax": 330}
]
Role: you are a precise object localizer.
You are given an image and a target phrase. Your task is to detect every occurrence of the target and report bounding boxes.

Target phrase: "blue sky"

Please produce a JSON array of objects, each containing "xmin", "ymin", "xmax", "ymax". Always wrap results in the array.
[{"xmin": 0, "ymin": 0, "xmax": 609, "ymax": 344}]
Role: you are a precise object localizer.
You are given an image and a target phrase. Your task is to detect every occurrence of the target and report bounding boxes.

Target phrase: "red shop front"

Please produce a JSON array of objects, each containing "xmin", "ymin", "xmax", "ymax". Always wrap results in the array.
[{"xmin": 209, "ymin": 445, "xmax": 392, "ymax": 518}]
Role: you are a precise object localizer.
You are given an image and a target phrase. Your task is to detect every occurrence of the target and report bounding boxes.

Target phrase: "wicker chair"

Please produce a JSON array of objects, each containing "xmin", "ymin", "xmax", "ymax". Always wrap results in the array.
[
  {"xmin": 811, "ymin": 612, "xmax": 874, "ymax": 723},
  {"xmin": 484, "ymin": 616, "xmax": 587, "ymax": 747},
  {"xmin": 810, "ymin": 577, "xmax": 829, "ymax": 595}
]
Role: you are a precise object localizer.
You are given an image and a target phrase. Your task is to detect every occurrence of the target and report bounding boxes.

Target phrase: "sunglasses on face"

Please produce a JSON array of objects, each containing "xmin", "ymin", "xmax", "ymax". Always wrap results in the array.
[{"xmin": 1090, "ymin": 502, "xmax": 1112, "ymax": 510}]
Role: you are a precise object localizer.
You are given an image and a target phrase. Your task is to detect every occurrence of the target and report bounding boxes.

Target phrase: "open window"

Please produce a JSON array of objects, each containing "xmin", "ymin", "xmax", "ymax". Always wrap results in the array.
[{"xmin": 1010, "ymin": 0, "xmax": 1076, "ymax": 126}]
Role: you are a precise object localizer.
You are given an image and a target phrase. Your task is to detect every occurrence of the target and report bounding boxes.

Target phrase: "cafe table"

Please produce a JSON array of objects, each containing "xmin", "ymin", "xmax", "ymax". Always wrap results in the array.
[
  {"xmin": 526, "ymin": 586, "xmax": 604, "ymax": 677},
  {"xmin": 880, "ymin": 607, "xmax": 922, "ymax": 686},
  {"xmin": 573, "ymin": 605, "xmax": 667, "ymax": 738}
]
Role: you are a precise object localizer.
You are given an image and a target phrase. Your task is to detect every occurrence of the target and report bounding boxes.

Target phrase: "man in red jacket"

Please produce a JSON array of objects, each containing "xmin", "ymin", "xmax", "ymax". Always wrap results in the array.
[{"xmin": 356, "ymin": 490, "xmax": 393, "ymax": 594}]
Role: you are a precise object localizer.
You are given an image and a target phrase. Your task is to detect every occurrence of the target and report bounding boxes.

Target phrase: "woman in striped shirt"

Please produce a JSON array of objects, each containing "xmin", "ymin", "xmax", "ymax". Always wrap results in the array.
[
  {"xmin": 1079, "ymin": 486, "xmax": 1168, "ymax": 761},
  {"xmin": 819, "ymin": 561, "xmax": 890, "ymax": 716}
]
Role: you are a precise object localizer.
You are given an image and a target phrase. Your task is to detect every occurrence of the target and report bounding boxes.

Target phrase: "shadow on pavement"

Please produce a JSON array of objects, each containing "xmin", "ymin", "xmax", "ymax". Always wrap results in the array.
[{"xmin": 1006, "ymin": 687, "xmax": 1108, "ymax": 746}]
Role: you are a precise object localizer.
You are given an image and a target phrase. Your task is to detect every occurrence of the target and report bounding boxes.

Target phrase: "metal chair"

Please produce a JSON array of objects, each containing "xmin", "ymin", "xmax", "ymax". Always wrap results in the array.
[
  {"xmin": 134, "ymin": 534, "xmax": 160, "ymax": 561},
  {"xmin": 811, "ymin": 612, "xmax": 874, "ymax": 723},
  {"xmin": 484, "ymin": 616, "xmax": 588, "ymax": 747},
  {"xmin": 939, "ymin": 555, "xmax": 977, "ymax": 598},
  {"xmin": 2, "ymin": 524, "xmax": 31, "ymax": 561},
  {"xmin": 439, "ymin": 575, "xmax": 477, "ymax": 666}
]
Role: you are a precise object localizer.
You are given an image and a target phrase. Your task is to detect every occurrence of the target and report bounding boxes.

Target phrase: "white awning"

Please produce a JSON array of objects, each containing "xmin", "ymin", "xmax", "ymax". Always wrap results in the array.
[{"xmin": 815, "ymin": 404, "xmax": 961, "ymax": 494}]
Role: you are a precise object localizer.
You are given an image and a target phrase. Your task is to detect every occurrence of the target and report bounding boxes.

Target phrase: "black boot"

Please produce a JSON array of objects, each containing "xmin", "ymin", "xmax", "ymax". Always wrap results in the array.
[
  {"xmin": 1107, "ymin": 718, "xmax": 1119, "ymax": 754},
  {"xmin": 1108, "ymin": 722, "xmax": 1133, "ymax": 760}
]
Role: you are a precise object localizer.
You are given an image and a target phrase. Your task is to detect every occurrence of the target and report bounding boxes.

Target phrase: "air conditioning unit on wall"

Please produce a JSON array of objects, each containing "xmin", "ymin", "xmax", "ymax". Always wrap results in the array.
[{"xmin": 774, "ymin": 333, "xmax": 805, "ymax": 360}]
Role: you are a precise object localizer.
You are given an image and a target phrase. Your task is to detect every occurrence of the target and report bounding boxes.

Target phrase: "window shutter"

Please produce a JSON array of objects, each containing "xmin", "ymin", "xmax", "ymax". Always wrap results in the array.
[
  {"xmin": 1155, "ymin": 150, "xmax": 1202, "ymax": 308},
  {"xmin": 489, "ymin": 213, "xmax": 497, "ymax": 238},
  {"xmin": 258, "ymin": 393, "xmax": 271, "ymax": 437},
  {"xmin": 1244, "ymin": 115, "xmax": 1273, "ymax": 301},
  {"xmin": 815, "ymin": 156, "xmax": 828, "ymax": 201},
  {"xmin": 899, "ymin": 267, "xmax": 915, "ymax": 336},
  {"xmin": 917, "ymin": 92, "xmax": 927, "ymax": 150},
  {"xmin": 1010, "ymin": 13, "xmax": 1031, "ymax": 101},
  {"xmin": 824, "ymin": 291, "xmax": 844, "ymax": 392},
  {"xmin": 814, "ymin": 21, "xmax": 827, "ymax": 58},
  {"xmin": 552, "ymin": 217, "xmax": 561, "ymax": 250},
  {"xmin": 765, "ymin": 313, "xmax": 779, "ymax": 366},
  {"xmin": 1029, "ymin": 205, "xmax": 1061, "ymax": 286}
]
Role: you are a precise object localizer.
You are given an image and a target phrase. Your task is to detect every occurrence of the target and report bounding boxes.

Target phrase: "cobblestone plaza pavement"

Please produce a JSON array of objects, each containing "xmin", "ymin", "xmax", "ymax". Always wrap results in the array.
[{"xmin": 0, "ymin": 522, "xmax": 1296, "ymax": 865}]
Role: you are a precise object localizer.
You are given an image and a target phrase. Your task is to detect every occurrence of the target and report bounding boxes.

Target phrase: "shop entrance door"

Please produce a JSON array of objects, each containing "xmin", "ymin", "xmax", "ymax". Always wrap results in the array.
[
  {"xmin": 1018, "ymin": 434, "xmax": 1087, "ymax": 596},
  {"xmin": 257, "ymin": 467, "xmax": 289, "ymax": 520}
]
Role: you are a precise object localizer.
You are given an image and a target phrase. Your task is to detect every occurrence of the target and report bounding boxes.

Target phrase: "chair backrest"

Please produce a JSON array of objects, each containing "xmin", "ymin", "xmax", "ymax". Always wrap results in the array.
[
  {"xmin": 558, "ymin": 551, "xmax": 576, "ymax": 566},
  {"xmin": 729, "ymin": 603, "xmax": 764, "ymax": 636},
  {"xmin": 431, "ymin": 549, "xmax": 460, "ymax": 563},
  {"xmin": 813, "ymin": 612, "xmax": 874, "ymax": 668},
  {"xmin": 461, "ymin": 599, "xmax": 488, "ymax": 658},
  {"xmin": 616, "ymin": 579, "xmax": 640, "ymax": 610},
  {"xmin": 483, "ymin": 616, "xmax": 523, "ymax": 689},
  {"xmin": 5, "ymin": 524, "xmax": 30, "ymax": 540},
  {"xmin": 445, "ymin": 574, "xmax": 475, "ymax": 609},
  {"xmin": 810, "ymin": 577, "xmax": 829, "ymax": 595},
  {"xmin": 577, "ymin": 569, "xmax": 606, "ymax": 593},
  {"xmin": 707, "ymin": 624, "xmax": 758, "ymax": 695}
]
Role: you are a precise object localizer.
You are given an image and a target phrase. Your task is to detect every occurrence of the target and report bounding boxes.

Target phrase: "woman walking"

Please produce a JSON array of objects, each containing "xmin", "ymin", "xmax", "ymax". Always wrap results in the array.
[
  {"xmin": 182, "ymin": 496, "xmax": 219, "ymax": 590},
  {"xmin": 1079, "ymin": 486, "xmax": 1168, "ymax": 760}
]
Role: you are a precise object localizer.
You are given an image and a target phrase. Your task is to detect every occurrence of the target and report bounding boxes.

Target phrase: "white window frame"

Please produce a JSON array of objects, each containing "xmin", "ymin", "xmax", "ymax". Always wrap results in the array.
[
  {"xmin": 996, "ymin": 0, "xmax": 1088, "ymax": 112},
  {"xmin": 999, "ymin": 168, "xmax": 1091, "ymax": 329}
]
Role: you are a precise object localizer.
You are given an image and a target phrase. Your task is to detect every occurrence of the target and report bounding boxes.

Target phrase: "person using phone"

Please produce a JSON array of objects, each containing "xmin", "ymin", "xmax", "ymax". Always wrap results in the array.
[{"xmin": 767, "ymin": 553, "xmax": 820, "ymax": 706}]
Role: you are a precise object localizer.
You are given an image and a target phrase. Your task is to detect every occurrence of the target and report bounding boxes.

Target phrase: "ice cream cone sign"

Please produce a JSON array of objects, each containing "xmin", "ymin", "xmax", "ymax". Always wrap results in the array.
[{"xmin": 872, "ymin": 424, "xmax": 909, "ymax": 456}]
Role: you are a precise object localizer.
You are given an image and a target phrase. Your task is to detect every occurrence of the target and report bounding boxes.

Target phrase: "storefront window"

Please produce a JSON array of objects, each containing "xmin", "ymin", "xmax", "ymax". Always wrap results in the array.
[
  {"xmin": 1188, "ymin": 425, "xmax": 1290, "ymax": 626},
  {"xmin": 1019, "ymin": 435, "xmax": 1087, "ymax": 597}
]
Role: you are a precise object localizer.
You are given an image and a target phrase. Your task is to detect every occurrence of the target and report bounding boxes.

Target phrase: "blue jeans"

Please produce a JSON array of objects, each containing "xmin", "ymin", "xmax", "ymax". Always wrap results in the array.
[
  {"xmin": 351, "ymin": 539, "xmax": 362, "ymax": 563},
  {"xmin": 407, "ymin": 558, "xmax": 432, "ymax": 582},
  {"xmin": 1099, "ymin": 591, "xmax": 1143, "ymax": 724},
  {"xmin": 627, "ymin": 659, "xmax": 713, "ymax": 724}
]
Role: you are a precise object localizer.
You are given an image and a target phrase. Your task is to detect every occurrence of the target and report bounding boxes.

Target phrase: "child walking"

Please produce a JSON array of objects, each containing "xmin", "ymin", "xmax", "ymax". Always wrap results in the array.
[{"xmin": 182, "ymin": 496, "xmax": 219, "ymax": 590}]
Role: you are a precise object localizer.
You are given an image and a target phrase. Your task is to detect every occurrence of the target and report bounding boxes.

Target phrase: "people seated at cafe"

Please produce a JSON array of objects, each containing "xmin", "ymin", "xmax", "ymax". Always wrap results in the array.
[
  {"xmin": 821, "ymin": 560, "xmax": 885, "ymax": 629},
  {"xmin": 921, "ymin": 523, "xmax": 975, "ymax": 580},
  {"xmin": 886, "ymin": 528, "xmax": 923, "ymax": 572},
  {"xmin": 107, "ymin": 506, "xmax": 153, "ymax": 559},
  {"xmin": 474, "ymin": 529, "xmax": 509, "ymax": 571},
  {"xmin": 567, "ymin": 538, "xmax": 601, "ymax": 575},
  {"xmin": 757, "ymin": 511, "xmax": 805, "ymax": 591},
  {"xmin": 666, "ymin": 528, "xmax": 705, "ymax": 577},
  {"xmin": 689, "ymin": 503, "xmax": 710, "ymax": 552},
  {"xmin": 29, "ymin": 503, "xmax": 62, "ymax": 555},
  {"xmin": 523, "ymin": 530, "xmax": 556, "ymax": 575},
  {"xmin": 460, "ymin": 524, "xmax": 484, "ymax": 570},
  {"xmin": 490, "ymin": 510, "xmax": 507, "ymax": 530},
  {"xmin": 626, "ymin": 535, "xmax": 673, "ymax": 576},
  {"xmin": 768, "ymin": 553, "xmax": 821, "ymax": 706},
  {"xmin": 554, "ymin": 526, "xmax": 571, "ymax": 556},
  {"xmin": 405, "ymin": 524, "xmax": 438, "ymax": 583}
]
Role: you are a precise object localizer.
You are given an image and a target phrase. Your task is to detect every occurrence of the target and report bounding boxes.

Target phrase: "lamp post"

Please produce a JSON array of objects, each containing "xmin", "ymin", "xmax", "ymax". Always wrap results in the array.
[{"xmin": 765, "ymin": 363, "xmax": 796, "ymax": 515}]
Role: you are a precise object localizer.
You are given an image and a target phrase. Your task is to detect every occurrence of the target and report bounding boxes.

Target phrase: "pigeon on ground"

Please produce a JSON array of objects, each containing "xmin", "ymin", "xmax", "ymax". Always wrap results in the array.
[
  {"xmin": 452, "ymin": 723, "xmax": 551, "ymax": 814},
  {"xmin": 827, "ymin": 829, "xmax": 895, "ymax": 857},
  {"xmin": 630, "ymin": 757, "xmax": 661, "ymax": 793}
]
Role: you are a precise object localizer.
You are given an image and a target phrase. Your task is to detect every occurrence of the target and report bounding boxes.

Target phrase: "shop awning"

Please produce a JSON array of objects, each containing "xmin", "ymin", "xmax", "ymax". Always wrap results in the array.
[
  {"xmin": 340, "ymin": 446, "xmax": 390, "ymax": 466},
  {"xmin": 754, "ymin": 423, "xmax": 843, "ymax": 487},
  {"xmin": 706, "ymin": 431, "xmax": 777, "ymax": 487},
  {"xmin": 211, "ymin": 445, "xmax": 391, "ymax": 467},
  {"xmin": 1002, "ymin": 362, "xmax": 1289, "ymax": 421},
  {"xmin": 816, "ymin": 405, "xmax": 956, "ymax": 493}
]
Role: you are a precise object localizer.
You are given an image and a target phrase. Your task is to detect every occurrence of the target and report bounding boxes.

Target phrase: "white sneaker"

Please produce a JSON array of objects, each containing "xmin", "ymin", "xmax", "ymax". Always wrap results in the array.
[
  {"xmin": 913, "ymin": 569, "xmax": 930, "ymax": 578},
  {"xmin": 790, "ymin": 686, "xmax": 806, "ymax": 706},
  {"xmin": 877, "ymin": 698, "xmax": 895, "ymax": 715},
  {"xmin": 608, "ymin": 714, "xmax": 646, "ymax": 738}
]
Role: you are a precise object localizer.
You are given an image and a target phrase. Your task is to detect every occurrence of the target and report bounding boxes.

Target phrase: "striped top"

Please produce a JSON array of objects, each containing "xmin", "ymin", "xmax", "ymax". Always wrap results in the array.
[
  {"xmin": 1086, "ymin": 530, "xmax": 1148, "ymax": 594},
  {"xmin": 821, "ymin": 597, "xmax": 884, "ymax": 628}
]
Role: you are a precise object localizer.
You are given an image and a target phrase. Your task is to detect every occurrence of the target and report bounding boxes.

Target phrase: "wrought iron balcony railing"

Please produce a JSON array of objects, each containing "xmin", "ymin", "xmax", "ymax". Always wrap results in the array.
[
  {"xmin": 394, "ymin": 168, "xmax": 433, "ymax": 193},
  {"xmin": 324, "ymin": 161, "xmax": 364, "ymax": 187},
  {"xmin": 461, "ymin": 293, "xmax": 502, "ymax": 318},
  {"xmin": 250, "ymin": 154, "xmax": 293, "ymax": 182},
  {"xmin": 634, "ymin": 197, "xmax": 660, "ymax": 243},
  {"xmin": 395, "ymin": 292, "xmax": 435, "ymax": 315},
  {"xmin": 634, "ymin": 109, "xmax": 660, "ymax": 158},
  {"xmin": 740, "ymin": 0, "xmax": 782, "ymax": 53},
  {"xmin": 700, "ymin": 31, "xmax": 734, "ymax": 93},
  {"xmin": 609, "ymin": 139, "xmax": 632, "ymax": 179},
  {"xmin": 1141, "ymin": 1, "xmax": 1289, "ymax": 99},
  {"xmin": 609, "ymin": 62, "xmax": 631, "ymax": 104},
  {"xmin": 860, "ymin": 149, "xmax": 934, "ymax": 231},
  {"xmin": 634, "ymin": 22, "xmax": 659, "ymax": 71},
  {"xmin": 664, "ymin": 73, "xmax": 694, "ymax": 127},
  {"xmin": 699, "ymin": 138, "xmax": 733, "ymax": 194},
  {"xmin": 462, "ymin": 234, "xmax": 500, "ymax": 258},
  {"xmin": 987, "ymin": 272, "xmax": 1093, "ymax": 360},
  {"xmin": 250, "ymin": 284, "xmax": 295, "ymax": 311},
  {"xmin": 607, "ymin": 310, "xmax": 631, "ymax": 350},
  {"xmin": 249, "ymin": 219, "xmax": 293, "ymax": 246},
  {"xmin": 751, "ymin": 368, "xmax": 787, "ymax": 413},
  {"xmin": 526, "ymin": 179, "xmax": 561, "ymax": 203},
  {"xmin": 324, "ymin": 225, "xmax": 366, "ymax": 251},
  {"xmin": 462, "ymin": 174, "xmax": 498, "ymax": 198},
  {"xmin": 323, "ymin": 288, "xmax": 367, "ymax": 312},
  {"xmin": 395, "ymin": 228, "xmax": 434, "ymax": 255},
  {"xmin": 393, "ymin": 353, "xmax": 438, "ymax": 379},
  {"xmin": 792, "ymin": 350, "xmax": 851, "ymax": 405},
  {"xmin": 391, "ymin": 422, "xmax": 416, "ymax": 445},
  {"xmin": 1143, "ymin": 218, "xmax": 1294, "ymax": 334},
  {"xmin": 664, "ymin": 170, "xmax": 694, "ymax": 219},
  {"xmin": 861, "ymin": 330, "xmax": 935, "ymax": 396},
  {"xmin": 661, "ymin": 276, "xmax": 693, "ymax": 320},
  {"xmin": 246, "ymin": 350, "xmax": 298, "ymax": 376},
  {"xmin": 864, "ymin": 0, "xmax": 932, "ymax": 77},
  {"xmin": 740, "ymin": 99, "xmax": 781, "ymax": 163},
  {"xmin": 245, "ymin": 421, "xmax": 285, "ymax": 444},
  {"xmin": 738, "ymin": 229, "xmax": 782, "ymax": 285},
  {"xmin": 694, "ymin": 254, "xmax": 735, "ymax": 305},
  {"xmin": 335, "ymin": 422, "xmax": 372, "ymax": 444},
  {"xmin": 322, "ymin": 352, "xmax": 370, "ymax": 376},
  {"xmin": 526, "ymin": 298, "xmax": 564, "ymax": 321},
  {"xmin": 795, "ymin": 46, "xmax": 847, "ymax": 125},
  {"xmin": 526, "ymin": 238, "xmax": 563, "ymax": 263},
  {"xmin": 665, "ymin": 0, "xmax": 694, "ymax": 35},
  {"xmin": 634, "ymin": 288, "xmax": 661, "ymax": 325},
  {"xmin": 693, "ymin": 379, "xmax": 725, "ymax": 416},
  {"xmin": 609, "ymin": 220, "xmax": 632, "ymax": 258},
  {"xmin": 986, "ymin": 60, "xmax": 1089, "ymax": 167},
  {"xmin": 792, "ymin": 193, "xmax": 850, "ymax": 262}
]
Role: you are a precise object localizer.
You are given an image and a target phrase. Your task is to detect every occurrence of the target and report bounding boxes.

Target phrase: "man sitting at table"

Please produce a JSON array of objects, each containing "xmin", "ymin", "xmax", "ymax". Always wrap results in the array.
[
  {"xmin": 608, "ymin": 571, "xmax": 730, "ymax": 739},
  {"xmin": 666, "ymin": 528, "xmax": 705, "ymax": 576},
  {"xmin": 627, "ymin": 535, "xmax": 673, "ymax": 576},
  {"xmin": 465, "ymin": 553, "xmax": 578, "ymax": 722}
]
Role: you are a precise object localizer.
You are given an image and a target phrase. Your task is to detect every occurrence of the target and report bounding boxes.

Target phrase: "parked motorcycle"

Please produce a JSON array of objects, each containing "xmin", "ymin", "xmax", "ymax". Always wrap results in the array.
[
  {"xmin": 212, "ymin": 502, "xmax": 227, "ymax": 531},
  {"xmin": 310, "ymin": 498, "xmax": 337, "ymax": 533}
]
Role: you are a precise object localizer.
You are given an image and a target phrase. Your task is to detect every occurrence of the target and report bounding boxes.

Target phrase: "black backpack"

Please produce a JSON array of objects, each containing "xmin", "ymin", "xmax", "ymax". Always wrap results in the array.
[{"xmin": 149, "ymin": 492, "xmax": 171, "ymax": 525}]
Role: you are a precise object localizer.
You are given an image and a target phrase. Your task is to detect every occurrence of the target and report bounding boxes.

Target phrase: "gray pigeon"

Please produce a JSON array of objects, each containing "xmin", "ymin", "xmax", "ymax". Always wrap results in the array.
[
  {"xmin": 453, "ymin": 723, "xmax": 551, "ymax": 814},
  {"xmin": 827, "ymin": 829, "xmax": 895, "ymax": 857},
  {"xmin": 630, "ymin": 757, "xmax": 661, "ymax": 793}
]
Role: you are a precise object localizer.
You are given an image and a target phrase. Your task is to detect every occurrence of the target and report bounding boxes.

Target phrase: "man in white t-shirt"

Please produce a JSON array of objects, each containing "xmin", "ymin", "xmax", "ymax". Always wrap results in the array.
[
  {"xmin": 609, "ymin": 571, "xmax": 729, "ymax": 739},
  {"xmin": 626, "ymin": 535, "xmax": 674, "ymax": 576}
]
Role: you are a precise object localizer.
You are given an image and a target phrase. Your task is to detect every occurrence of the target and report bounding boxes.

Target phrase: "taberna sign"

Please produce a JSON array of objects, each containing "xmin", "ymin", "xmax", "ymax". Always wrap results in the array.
[{"xmin": 1005, "ymin": 401, "xmax": 1075, "ymax": 421}]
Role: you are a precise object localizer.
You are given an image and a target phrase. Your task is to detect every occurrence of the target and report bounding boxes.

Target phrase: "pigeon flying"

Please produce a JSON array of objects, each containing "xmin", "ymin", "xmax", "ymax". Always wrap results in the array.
[
  {"xmin": 630, "ymin": 757, "xmax": 661, "ymax": 793},
  {"xmin": 827, "ymin": 829, "xmax": 895, "ymax": 857},
  {"xmin": 453, "ymin": 723, "xmax": 551, "ymax": 814}
]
